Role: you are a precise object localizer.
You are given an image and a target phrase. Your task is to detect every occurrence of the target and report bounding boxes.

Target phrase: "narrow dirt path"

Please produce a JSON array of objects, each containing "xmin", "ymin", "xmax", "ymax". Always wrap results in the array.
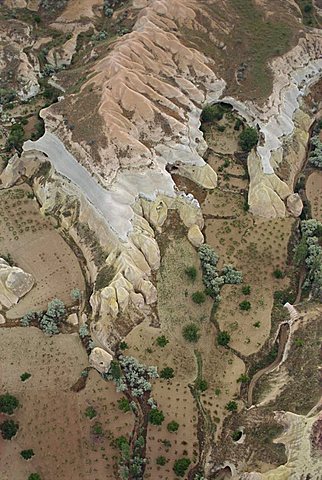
[{"xmin": 247, "ymin": 323, "xmax": 290, "ymax": 406}]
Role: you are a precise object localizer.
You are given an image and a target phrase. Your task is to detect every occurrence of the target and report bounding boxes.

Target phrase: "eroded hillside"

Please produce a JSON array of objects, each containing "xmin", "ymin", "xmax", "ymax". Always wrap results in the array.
[{"xmin": 1, "ymin": 1, "xmax": 322, "ymax": 480}]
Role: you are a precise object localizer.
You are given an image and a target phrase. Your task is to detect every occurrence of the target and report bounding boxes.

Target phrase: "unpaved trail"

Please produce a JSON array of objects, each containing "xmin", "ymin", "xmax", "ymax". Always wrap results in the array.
[{"xmin": 247, "ymin": 323, "xmax": 290, "ymax": 406}]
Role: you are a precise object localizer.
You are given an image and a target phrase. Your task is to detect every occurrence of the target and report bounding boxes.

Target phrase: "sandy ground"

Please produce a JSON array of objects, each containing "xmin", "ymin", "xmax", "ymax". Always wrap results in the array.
[
  {"xmin": 306, "ymin": 170, "xmax": 322, "ymax": 222},
  {"xmin": 0, "ymin": 327, "xmax": 134, "ymax": 480},
  {"xmin": 0, "ymin": 186, "xmax": 85, "ymax": 318}
]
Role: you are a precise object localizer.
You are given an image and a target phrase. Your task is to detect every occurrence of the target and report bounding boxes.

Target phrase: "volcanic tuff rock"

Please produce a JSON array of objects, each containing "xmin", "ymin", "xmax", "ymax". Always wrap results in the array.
[
  {"xmin": 89, "ymin": 346, "xmax": 113, "ymax": 374},
  {"xmin": 0, "ymin": 258, "xmax": 34, "ymax": 309}
]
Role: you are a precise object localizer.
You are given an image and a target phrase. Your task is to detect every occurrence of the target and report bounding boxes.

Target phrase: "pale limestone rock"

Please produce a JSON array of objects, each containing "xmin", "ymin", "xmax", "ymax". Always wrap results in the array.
[
  {"xmin": 248, "ymin": 151, "xmax": 291, "ymax": 219},
  {"xmin": 66, "ymin": 313, "xmax": 78, "ymax": 326},
  {"xmin": 0, "ymin": 259, "xmax": 34, "ymax": 309},
  {"xmin": 286, "ymin": 193, "xmax": 303, "ymax": 217},
  {"xmin": 178, "ymin": 202, "xmax": 204, "ymax": 229},
  {"xmin": 130, "ymin": 291, "xmax": 145, "ymax": 309},
  {"xmin": 176, "ymin": 163, "xmax": 217, "ymax": 189},
  {"xmin": 137, "ymin": 278, "xmax": 157, "ymax": 304},
  {"xmin": 130, "ymin": 232, "xmax": 160, "ymax": 271},
  {"xmin": 188, "ymin": 224, "xmax": 204, "ymax": 247},
  {"xmin": 89, "ymin": 347, "xmax": 113, "ymax": 374},
  {"xmin": 0, "ymin": 314, "xmax": 5, "ymax": 324},
  {"xmin": 80, "ymin": 313, "xmax": 88, "ymax": 325},
  {"xmin": 100, "ymin": 286, "xmax": 119, "ymax": 318},
  {"xmin": 141, "ymin": 198, "xmax": 168, "ymax": 229}
]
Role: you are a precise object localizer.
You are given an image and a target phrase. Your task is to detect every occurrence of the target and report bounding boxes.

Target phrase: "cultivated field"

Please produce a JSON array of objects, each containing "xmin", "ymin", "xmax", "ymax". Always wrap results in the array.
[{"xmin": 0, "ymin": 185, "xmax": 85, "ymax": 318}]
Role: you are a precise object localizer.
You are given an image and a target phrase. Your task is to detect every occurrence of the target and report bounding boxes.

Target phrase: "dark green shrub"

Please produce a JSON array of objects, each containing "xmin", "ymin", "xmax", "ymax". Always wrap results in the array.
[
  {"xmin": 108, "ymin": 360, "xmax": 122, "ymax": 380},
  {"xmin": 85, "ymin": 406, "xmax": 97, "ymax": 419},
  {"xmin": 115, "ymin": 435, "xmax": 129, "ymax": 450},
  {"xmin": 273, "ymin": 269, "xmax": 284, "ymax": 279},
  {"xmin": 225, "ymin": 401, "xmax": 238, "ymax": 412},
  {"xmin": 173, "ymin": 458, "xmax": 191, "ymax": 477},
  {"xmin": 185, "ymin": 266, "xmax": 197, "ymax": 281},
  {"xmin": 182, "ymin": 323, "xmax": 200, "ymax": 343},
  {"xmin": 156, "ymin": 455, "xmax": 167, "ymax": 465},
  {"xmin": 20, "ymin": 372, "xmax": 31, "ymax": 382},
  {"xmin": 239, "ymin": 127, "xmax": 259, "ymax": 152},
  {"xmin": 28, "ymin": 475, "xmax": 41, "ymax": 480},
  {"xmin": 167, "ymin": 420, "xmax": 179, "ymax": 432},
  {"xmin": 232, "ymin": 430, "xmax": 242, "ymax": 441},
  {"xmin": 5, "ymin": 123, "xmax": 24, "ymax": 152},
  {"xmin": 201, "ymin": 104, "xmax": 223, "ymax": 122},
  {"xmin": 191, "ymin": 291, "xmax": 206, "ymax": 304},
  {"xmin": 234, "ymin": 118, "xmax": 243, "ymax": 130},
  {"xmin": 119, "ymin": 341, "xmax": 128, "ymax": 350},
  {"xmin": 149, "ymin": 408, "xmax": 165, "ymax": 425},
  {"xmin": 160, "ymin": 367, "xmax": 174, "ymax": 379},
  {"xmin": 91, "ymin": 422, "xmax": 103, "ymax": 436},
  {"xmin": 196, "ymin": 378, "xmax": 208, "ymax": 392},
  {"xmin": 239, "ymin": 300, "xmax": 251, "ymax": 311},
  {"xmin": 217, "ymin": 331, "xmax": 231, "ymax": 346},
  {"xmin": 20, "ymin": 449, "xmax": 34, "ymax": 460},
  {"xmin": 0, "ymin": 419, "xmax": 19, "ymax": 439},
  {"xmin": 304, "ymin": 4, "xmax": 312, "ymax": 13},
  {"xmin": 237, "ymin": 374, "xmax": 249, "ymax": 384},
  {"xmin": 0, "ymin": 393, "xmax": 19, "ymax": 414}
]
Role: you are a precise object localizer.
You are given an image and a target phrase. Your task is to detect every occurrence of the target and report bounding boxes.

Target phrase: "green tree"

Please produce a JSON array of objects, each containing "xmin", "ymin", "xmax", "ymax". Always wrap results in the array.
[
  {"xmin": 201, "ymin": 104, "xmax": 223, "ymax": 122},
  {"xmin": 239, "ymin": 300, "xmax": 251, "ymax": 311},
  {"xmin": 239, "ymin": 127, "xmax": 259, "ymax": 152},
  {"xmin": 225, "ymin": 401, "xmax": 238, "ymax": 412},
  {"xmin": 149, "ymin": 408, "xmax": 165, "ymax": 426},
  {"xmin": 0, "ymin": 419, "xmax": 19, "ymax": 439},
  {"xmin": 182, "ymin": 323, "xmax": 200, "ymax": 343},
  {"xmin": 217, "ymin": 331, "xmax": 231, "ymax": 346},
  {"xmin": 20, "ymin": 449, "xmax": 34, "ymax": 460},
  {"xmin": 0, "ymin": 393, "xmax": 19, "ymax": 414},
  {"xmin": 173, "ymin": 458, "xmax": 191, "ymax": 477},
  {"xmin": 85, "ymin": 406, "xmax": 97, "ymax": 419},
  {"xmin": 237, "ymin": 374, "xmax": 249, "ymax": 384},
  {"xmin": 196, "ymin": 378, "xmax": 208, "ymax": 392},
  {"xmin": 119, "ymin": 341, "xmax": 128, "ymax": 350},
  {"xmin": 20, "ymin": 372, "xmax": 31, "ymax": 382},
  {"xmin": 273, "ymin": 269, "xmax": 284, "ymax": 279},
  {"xmin": 160, "ymin": 367, "xmax": 175, "ymax": 379},
  {"xmin": 232, "ymin": 430, "xmax": 242, "ymax": 441},
  {"xmin": 167, "ymin": 420, "xmax": 179, "ymax": 432},
  {"xmin": 28, "ymin": 475, "xmax": 41, "ymax": 480}
]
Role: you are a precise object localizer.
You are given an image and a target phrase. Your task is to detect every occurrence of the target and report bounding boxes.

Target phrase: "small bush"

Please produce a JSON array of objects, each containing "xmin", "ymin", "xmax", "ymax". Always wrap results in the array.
[
  {"xmin": 167, "ymin": 421, "xmax": 179, "ymax": 432},
  {"xmin": 0, "ymin": 393, "xmax": 19, "ymax": 414},
  {"xmin": 160, "ymin": 367, "xmax": 174, "ymax": 379},
  {"xmin": 273, "ymin": 269, "xmax": 284, "ymax": 279},
  {"xmin": 239, "ymin": 127, "xmax": 259, "ymax": 152},
  {"xmin": 118, "ymin": 398, "xmax": 131, "ymax": 412},
  {"xmin": 173, "ymin": 458, "xmax": 191, "ymax": 477},
  {"xmin": 119, "ymin": 341, "xmax": 128, "ymax": 350},
  {"xmin": 20, "ymin": 449, "xmax": 34, "ymax": 460},
  {"xmin": 85, "ymin": 406, "xmax": 97, "ymax": 419},
  {"xmin": 185, "ymin": 266, "xmax": 197, "ymax": 281},
  {"xmin": 225, "ymin": 401, "xmax": 238, "ymax": 412},
  {"xmin": 115, "ymin": 435, "xmax": 129, "ymax": 450},
  {"xmin": 191, "ymin": 291, "xmax": 206, "ymax": 304},
  {"xmin": 156, "ymin": 335, "xmax": 169, "ymax": 347},
  {"xmin": 28, "ymin": 475, "xmax": 41, "ymax": 480},
  {"xmin": 242, "ymin": 285, "xmax": 251, "ymax": 295},
  {"xmin": 149, "ymin": 408, "xmax": 165, "ymax": 426},
  {"xmin": 20, "ymin": 372, "xmax": 31, "ymax": 382},
  {"xmin": 0, "ymin": 419, "xmax": 19, "ymax": 439},
  {"xmin": 91, "ymin": 422, "xmax": 103, "ymax": 436},
  {"xmin": 156, "ymin": 455, "xmax": 167, "ymax": 465},
  {"xmin": 217, "ymin": 331, "xmax": 230, "ymax": 346},
  {"xmin": 182, "ymin": 323, "xmax": 200, "ymax": 343},
  {"xmin": 239, "ymin": 300, "xmax": 251, "ymax": 311}
]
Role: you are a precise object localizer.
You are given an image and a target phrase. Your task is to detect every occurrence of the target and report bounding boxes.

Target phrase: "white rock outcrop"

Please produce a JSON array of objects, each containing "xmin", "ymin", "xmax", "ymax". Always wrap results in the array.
[
  {"xmin": 0, "ymin": 258, "xmax": 34, "ymax": 309},
  {"xmin": 188, "ymin": 224, "xmax": 204, "ymax": 248},
  {"xmin": 89, "ymin": 347, "xmax": 113, "ymax": 374}
]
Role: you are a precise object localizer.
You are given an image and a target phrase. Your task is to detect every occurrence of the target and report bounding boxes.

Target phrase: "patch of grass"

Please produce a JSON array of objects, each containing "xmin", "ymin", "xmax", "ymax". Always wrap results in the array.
[
  {"xmin": 85, "ymin": 406, "xmax": 97, "ymax": 419},
  {"xmin": 117, "ymin": 397, "xmax": 131, "ymax": 412},
  {"xmin": 185, "ymin": 266, "xmax": 197, "ymax": 281},
  {"xmin": 242, "ymin": 285, "xmax": 251, "ymax": 295},
  {"xmin": 239, "ymin": 300, "xmax": 251, "ymax": 311}
]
